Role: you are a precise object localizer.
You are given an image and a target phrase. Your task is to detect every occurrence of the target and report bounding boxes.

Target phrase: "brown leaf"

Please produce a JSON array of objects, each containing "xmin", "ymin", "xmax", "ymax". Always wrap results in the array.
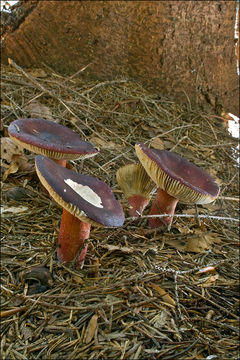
[
  {"xmin": 150, "ymin": 137, "xmax": 164, "ymax": 149},
  {"xmin": 197, "ymin": 266, "xmax": 216, "ymax": 275},
  {"xmin": 83, "ymin": 314, "xmax": 98, "ymax": 344},
  {"xmin": 1, "ymin": 205, "xmax": 29, "ymax": 216},
  {"xmin": 1, "ymin": 137, "xmax": 34, "ymax": 180},
  {"xmin": 28, "ymin": 69, "xmax": 48, "ymax": 78},
  {"xmin": 174, "ymin": 224, "xmax": 193, "ymax": 234},
  {"xmin": 148, "ymin": 284, "xmax": 176, "ymax": 306},
  {"xmin": 2, "ymin": 162, "xmax": 19, "ymax": 181},
  {"xmin": 101, "ymin": 244, "xmax": 134, "ymax": 254},
  {"xmin": 21, "ymin": 326, "xmax": 34, "ymax": 341},
  {"xmin": 1, "ymin": 137, "xmax": 24, "ymax": 165},
  {"xmin": 199, "ymin": 274, "xmax": 219, "ymax": 287},
  {"xmin": 15, "ymin": 155, "xmax": 35, "ymax": 172},
  {"xmin": 25, "ymin": 100, "xmax": 53, "ymax": 120},
  {"xmin": 165, "ymin": 231, "xmax": 221, "ymax": 253},
  {"xmin": 150, "ymin": 309, "xmax": 171, "ymax": 329},
  {"xmin": 90, "ymin": 136, "xmax": 117, "ymax": 149},
  {"xmin": 72, "ymin": 275, "xmax": 84, "ymax": 284}
]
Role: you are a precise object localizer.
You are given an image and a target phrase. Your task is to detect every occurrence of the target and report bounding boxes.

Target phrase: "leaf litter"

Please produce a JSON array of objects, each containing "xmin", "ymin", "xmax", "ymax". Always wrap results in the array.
[{"xmin": 0, "ymin": 61, "xmax": 239, "ymax": 359}]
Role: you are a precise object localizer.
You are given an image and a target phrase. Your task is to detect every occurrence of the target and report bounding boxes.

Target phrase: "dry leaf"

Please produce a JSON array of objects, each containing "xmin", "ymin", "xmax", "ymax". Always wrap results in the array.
[
  {"xmin": 1, "ymin": 137, "xmax": 24, "ymax": 164},
  {"xmin": 101, "ymin": 244, "xmax": 134, "ymax": 254},
  {"xmin": 83, "ymin": 314, "xmax": 98, "ymax": 344},
  {"xmin": 197, "ymin": 266, "xmax": 216, "ymax": 275},
  {"xmin": 165, "ymin": 231, "xmax": 221, "ymax": 253},
  {"xmin": 150, "ymin": 310, "xmax": 169, "ymax": 328},
  {"xmin": 150, "ymin": 137, "xmax": 164, "ymax": 150},
  {"xmin": 148, "ymin": 283, "xmax": 176, "ymax": 306},
  {"xmin": 28, "ymin": 69, "xmax": 48, "ymax": 78},
  {"xmin": 1, "ymin": 137, "xmax": 34, "ymax": 180},
  {"xmin": 174, "ymin": 224, "xmax": 193, "ymax": 234},
  {"xmin": 25, "ymin": 100, "xmax": 53, "ymax": 120},
  {"xmin": 90, "ymin": 136, "xmax": 117, "ymax": 149},
  {"xmin": 199, "ymin": 274, "xmax": 219, "ymax": 287},
  {"xmin": 21, "ymin": 326, "xmax": 34, "ymax": 341},
  {"xmin": 2, "ymin": 162, "xmax": 19, "ymax": 181},
  {"xmin": 141, "ymin": 124, "xmax": 152, "ymax": 131},
  {"xmin": 201, "ymin": 203, "xmax": 220, "ymax": 211},
  {"xmin": 206, "ymin": 169, "xmax": 222, "ymax": 185},
  {"xmin": 105, "ymin": 294, "xmax": 121, "ymax": 304},
  {"xmin": 182, "ymin": 208, "xmax": 196, "ymax": 215},
  {"xmin": 72, "ymin": 275, "xmax": 84, "ymax": 284},
  {"xmin": 1, "ymin": 205, "xmax": 28, "ymax": 216}
]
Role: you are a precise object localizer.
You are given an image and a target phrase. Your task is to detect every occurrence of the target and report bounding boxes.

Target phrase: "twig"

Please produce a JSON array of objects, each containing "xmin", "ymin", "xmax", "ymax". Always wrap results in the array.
[
  {"xmin": 0, "ymin": 306, "xmax": 28, "ymax": 318},
  {"xmin": 64, "ymin": 62, "xmax": 93, "ymax": 82},
  {"xmin": 150, "ymin": 124, "xmax": 200, "ymax": 139},
  {"xmin": 161, "ymin": 337, "xmax": 200, "ymax": 359},
  {"xmin": 153, "ymin": 257, "xmax": 238, "ymax": 276},
  {"xmin": 170, "ymin": 135, "xmax": 189, "ymax": 151},
  {"xmin": 173, "ymin": 273, "xmax": 182, "ymax": 318},
  {"xmin": 185, "ymin": 286, "xmax": 239, "ymax": 320},
  {"xmin": 80, "ymin": 79, "xmax": 128, "ymax": 96},
  {"xmin": 126, "ymin": 213, "xmax": 239, "ymax": 223},
  {"xmin": 217, "ymin": 196, "xmax": 239, "ymax": 201}
]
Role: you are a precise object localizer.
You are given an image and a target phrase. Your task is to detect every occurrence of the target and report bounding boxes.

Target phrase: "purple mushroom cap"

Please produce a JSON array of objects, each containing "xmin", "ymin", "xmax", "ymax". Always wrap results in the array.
[
  {"xmin": 8, "ymin": 118, "xmax": 99, "ymax": 160},
  {"xmin": 35, "ymin": 155, "xmax": 125, "ymax": 227},
  {"xmin": 135, "ymin": 143, "xmax": 220, "ymax": 204}
]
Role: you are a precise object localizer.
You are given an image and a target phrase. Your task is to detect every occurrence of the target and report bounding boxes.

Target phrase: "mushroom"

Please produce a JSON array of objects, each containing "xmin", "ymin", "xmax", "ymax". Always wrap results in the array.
[
  {"xmin": 8, "ymin": 118, "xmax": 99, "ymax": 167},
  {"xmin": 35, "ymin": 155, "xmax": 125, "ymax": 264},
  {"xmin": 135, "ymin": 143, "xmax": 220, "ymax": 228},
  {"xmin": 116, "ymin": 163, "xmax": 156, "ymax": 217}
]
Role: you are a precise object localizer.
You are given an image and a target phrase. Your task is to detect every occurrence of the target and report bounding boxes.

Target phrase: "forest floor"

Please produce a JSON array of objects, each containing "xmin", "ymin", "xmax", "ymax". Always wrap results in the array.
[{"xmin": 1, "ymin": 63, "xmax": 239, "ymax": 359}]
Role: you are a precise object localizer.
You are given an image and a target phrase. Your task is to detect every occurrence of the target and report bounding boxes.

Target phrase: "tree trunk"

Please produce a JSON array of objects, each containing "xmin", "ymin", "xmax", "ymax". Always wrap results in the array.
[{"xmin": 1, "ymin": 0, "xmax": 238, "ymax": 114}]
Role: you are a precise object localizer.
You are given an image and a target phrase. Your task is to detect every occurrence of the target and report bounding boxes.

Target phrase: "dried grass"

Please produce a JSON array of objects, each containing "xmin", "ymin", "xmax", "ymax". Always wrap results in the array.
[{"xmin": 1, "ymin": 62, "xmax": 239, "ymax": 359}]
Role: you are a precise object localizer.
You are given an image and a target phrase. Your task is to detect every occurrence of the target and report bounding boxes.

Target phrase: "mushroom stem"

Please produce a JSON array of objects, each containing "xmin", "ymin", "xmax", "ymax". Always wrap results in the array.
[
  {"xmin": 54, "ymin": 159, "xmax": 67, "ymax": 167},
  {"xmin": 149, "ymin": 188, "xmax": 178, "ymax": 228},
  {"xmin": 57, "ymin": 208, "xmax": 91, "ymax": 263},
  {"xmin": 128, "ymin": 194, "xmax": 149, "ymax": 217}
]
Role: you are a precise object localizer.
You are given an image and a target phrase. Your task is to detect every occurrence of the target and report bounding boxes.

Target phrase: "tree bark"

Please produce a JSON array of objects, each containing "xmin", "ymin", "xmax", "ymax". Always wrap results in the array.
[{"xmin": 1, "ymin": 0, "xmax": 238, "ymax": 115}]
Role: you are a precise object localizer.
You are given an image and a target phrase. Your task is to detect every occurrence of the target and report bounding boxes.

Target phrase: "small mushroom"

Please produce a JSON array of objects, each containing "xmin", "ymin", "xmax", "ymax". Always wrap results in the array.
[
  {"xmin": 135, "ymin": 143, "xmax": 220, "ymax": 228},
  {"xmin": 35, "ymin": 155, "xmax": 125, "ymax": 264},
  {"xmin": 8, "ymin": 118, "xmax": 99, "ymax": 167},
  {"xmin": 116, "ymin": 163, "xmax": 156, "ymax": 217}
]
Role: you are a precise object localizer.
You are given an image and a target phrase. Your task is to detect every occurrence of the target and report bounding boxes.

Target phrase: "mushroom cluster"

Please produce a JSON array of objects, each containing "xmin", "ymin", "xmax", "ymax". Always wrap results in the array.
[
  {"xmin": 8, "ymin": 117, "xmax": 221, "ymax": 267},
  {"xmin": 8, "ymin": 118, "xmax": 125, "ymax": 266}
]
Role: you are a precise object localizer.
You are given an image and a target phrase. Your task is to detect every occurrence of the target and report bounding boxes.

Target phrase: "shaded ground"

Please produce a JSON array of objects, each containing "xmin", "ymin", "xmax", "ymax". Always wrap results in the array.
[{"xmin": 1, "ymin": 63, "xmax": 239, "ymax": 359}]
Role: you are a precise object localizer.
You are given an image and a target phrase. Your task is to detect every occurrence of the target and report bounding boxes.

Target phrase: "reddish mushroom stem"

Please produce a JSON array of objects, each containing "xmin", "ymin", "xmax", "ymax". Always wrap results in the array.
[
  {"xmin": 57, "ymin": 208, "xmax": 91, "ymax": 263},
  {"xmin": 54, "ymin": 159, "xmax": 67, "ymax": 167},
  {"xmin": 149, "ymin": 188, "xmax": 178, "ymax": 228},
  {"xmin": 128, "ymin": 194, "xmax": 149, "ymax": 217}
]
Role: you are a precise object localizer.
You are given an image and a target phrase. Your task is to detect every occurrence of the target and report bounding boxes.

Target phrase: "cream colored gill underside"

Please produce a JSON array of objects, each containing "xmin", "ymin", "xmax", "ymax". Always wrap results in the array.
[
  {"xmin": 136, "ymin": 146, "xmax": 216, "ymax": 205},
  {"xmin": 9, "ymin": 135, "xmax": 97, "ymax": 160},
  {"xmin": 116, "ymin": 163, "xmax": 156, "ymax": 199}
]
